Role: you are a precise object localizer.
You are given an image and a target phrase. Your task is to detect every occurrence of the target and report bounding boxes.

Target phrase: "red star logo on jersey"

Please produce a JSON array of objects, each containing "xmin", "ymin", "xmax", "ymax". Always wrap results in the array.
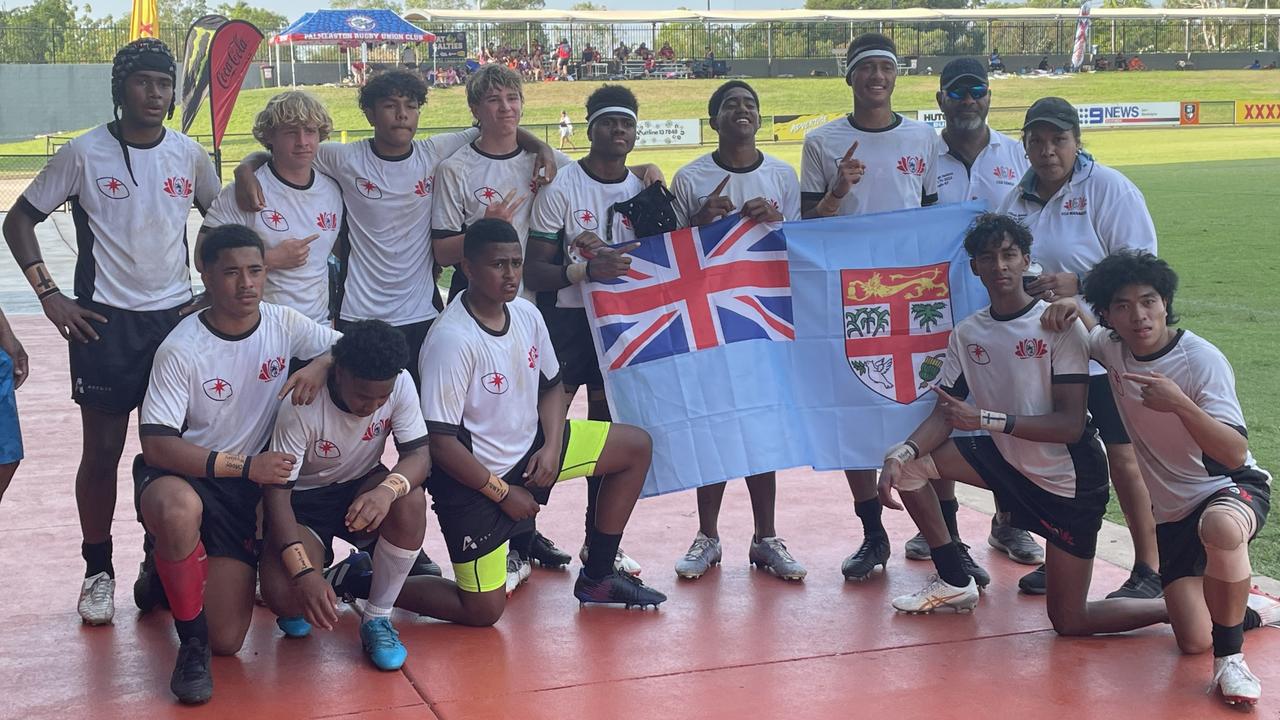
[
  {"xmin": 574, "ymin": 209, "xmax": 598, "ymax": 231},
  {"xmin": 528, "ymin": 345, "xmax": 538, "ymax": 369},
  {"xmin": 259, "ymin": 209, "xmax": 290, "ymax": 232},
  {"xmin": 1013, "ymin": 338, "xmax": 1048, "ymax": 360},
  {"xmin": 414, "ymin": 177, "xmax": 433, "ymax": 197},
  {"xmin": 362, "ymin": 418, "xmax": 391, "ymax": 442},
  {"xmin": 258, "ymin": 356, "xmax": 287, "ymax": 381},
  {"xmin": 315, "ymin": 211, "xmax": 338, "ymax": 231},
  {"xmin": 355, "ymin": 177, "xmax": 384, "ymax": 199},
  {"xmin": 96, "ymin": 176, "xmax": 130, "ymax": 199},
  {"xmin": 313, "ymin": 439, "xmax": 341, "ymax": 458},
  {"xmin": 473, "ymin": 186, "xmax": 502, "ymax": 206},
  {"xmin": 966, "ymin": 343, "xmax": 990, "ymax": 365},
  {"xmin": 895, "ymin": 156, "xmax": 927, "ymax": 177},
  {"xmin": 482, "ymin": 372, "xmax": 509, "ymax": 395},
  {"xmin": 201, "ymin": 377, "xmax": 233, "ymax": 401},
  {"xmin": 620, "ymin": 216, "xmax": 633, "ymax": 229},
  {"xmin": 163, "ymin": 176, "xmax": 194, "ymax": 198}
]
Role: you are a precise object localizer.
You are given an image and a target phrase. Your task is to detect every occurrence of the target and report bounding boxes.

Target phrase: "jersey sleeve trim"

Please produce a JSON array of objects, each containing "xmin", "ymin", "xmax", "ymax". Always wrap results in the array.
[
  {"xmin": 395, "ymin": 435, "xmax": 430, "ymax": 452},
  {"xmin": 801, "ymin": 191, "xmax": 825, "ymax": 203},
  {"xmin": 426, "ymin": 421, "xmax": 461, "ymax": 436},
  {"xmin": 942, "ymin": 374, "xmax": 969, "ymax": 400},
  {"xmin": 1051, "ymin": 373, "xmax": 1090, "ymax": 385},
  {"xmin": 539, "ymin": 369, "xmax": 562, "ymax": 391},
  {"xmin": 139, "ymin": 423, "xmax": 181, "ymax": 437},
  {"xmin": 431, "ymin": 227, "xmax": 463, "ymax": 239}
]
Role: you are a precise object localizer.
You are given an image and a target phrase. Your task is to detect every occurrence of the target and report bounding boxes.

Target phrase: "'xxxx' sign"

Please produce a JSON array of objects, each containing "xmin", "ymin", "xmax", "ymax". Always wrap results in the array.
[{"xmin": 1235, "ymin": 100, "xmax": 1280, "ymax": 124}]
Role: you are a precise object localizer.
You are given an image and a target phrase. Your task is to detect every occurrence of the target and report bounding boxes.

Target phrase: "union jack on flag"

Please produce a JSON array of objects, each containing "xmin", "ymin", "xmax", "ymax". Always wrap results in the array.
[{"xmin": 584, "ymin": 214, "xmax": 793, "ymax": 371}]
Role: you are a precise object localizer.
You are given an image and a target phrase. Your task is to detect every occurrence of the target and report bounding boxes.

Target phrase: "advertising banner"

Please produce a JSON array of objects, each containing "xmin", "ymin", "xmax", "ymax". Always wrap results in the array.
[
  {"xmin": 433, "ymin": 31, "xmax": 467, "ymax": 60},
  {"xmin": 1075, "ymin": 102, "xmax": 1181, "ymax": 127},
  {"xmin": 772, "ymin": 112, "xmax": 844, "ymax": 141},
  {"xmin": 1235, "ymin": 100, "xmax": 1280, "ymax": 124},
  {"xmin": 635, "ymin": 119, "xmax": 701, "ymax": 147}
]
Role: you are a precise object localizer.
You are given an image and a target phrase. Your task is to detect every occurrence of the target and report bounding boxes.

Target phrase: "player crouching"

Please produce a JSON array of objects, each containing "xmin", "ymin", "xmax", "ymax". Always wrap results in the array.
[
  {"xmin": 416, "ymin": 218, "xmax": 665, "ymax": 619},
  {"xmin": 260, "ymin": 320, "xmax": 431, "ymax": 671}
]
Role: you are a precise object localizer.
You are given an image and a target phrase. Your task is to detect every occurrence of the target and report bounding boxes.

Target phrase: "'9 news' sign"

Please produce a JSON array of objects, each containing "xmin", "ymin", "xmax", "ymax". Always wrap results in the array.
[{"xmin": 1075, "ymin": 102, "xmax": 1181, "ymax": 127}]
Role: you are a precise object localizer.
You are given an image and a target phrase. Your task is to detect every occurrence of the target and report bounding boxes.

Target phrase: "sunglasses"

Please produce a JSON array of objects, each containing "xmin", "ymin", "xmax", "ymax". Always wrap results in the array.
[{"xmin": 945, "ymin": 84, "xmax": 989, "ymax": 101}]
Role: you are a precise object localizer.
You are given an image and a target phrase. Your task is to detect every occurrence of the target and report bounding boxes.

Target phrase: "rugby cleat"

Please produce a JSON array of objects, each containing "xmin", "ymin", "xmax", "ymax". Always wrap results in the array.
[
  {"xmin": 1019, "ymin": 564, "xmax": 1047, "ymax": 596},
  {"xmin": 674, "ymin": 532, "xmax": 722, "ymax": 579},
  {"xmin": 133, "ymin": 551, "xmax": 169, "ymax": 613},
  {"xmin": 988, "ymin": 514, "xmax": 1045, "ymax": 565},
  {"xmin": 574, "ymin": 568, "xmax": 667, "ymax": 609},
  {"xmin": 579, "ymin": 544, "xmax": 643, "ymax": 577},
  {"xmin": 276, "ymin": 616, "xmax": 312, "ymax": 638},
  {"xmin": 324, "ymin": 550, "xmax": 373, "ymax": 603},
  {"xmin": 505, "ymin": 549, "xmax": 532, "ymax": 597},
  {"xmin": 904, "ymin": 532, "xmax": 932, "ymax": 561},
  {"xmin": 1248, "ymin": 590, "xmax": 1280, "ymax": 627},
  {"xmin": 170, "ymin": 636, "xmax": 213, "ymax": 705},
  {"xmin": 527, "ymin": 532, "xmax": 572, "ymax": 568},
  {"xmin": 1210, "ymin": 653, "xmax": 1260, "ymax": 706},
  {"xmin": 410, "ymin": 549, "xmax": 442, "ymax": 578},
  {"xmin": 360, "ymin": 617, "xmax": 408, "ymax": 671},
  {"xmin": 1106, "ymin": 562, "xmax": 1162, "ymax": 600},
  {"xmin": 842, "ymin": 535, "xmax": 890, "ymax": 581},
  {"xmin": 892, "ymin": 574, "xmax": 980, "ymax": 614},
  {"xmin": 78, "ymin": 571, "xmax": 115, "ymax": 626},
  {"xmin": 957, "ymin": 542, "xmax": 991, "ymax": 589},
  {"xmin": 749, "ymin": 536, "xmax": 807, "ymax": 581}
]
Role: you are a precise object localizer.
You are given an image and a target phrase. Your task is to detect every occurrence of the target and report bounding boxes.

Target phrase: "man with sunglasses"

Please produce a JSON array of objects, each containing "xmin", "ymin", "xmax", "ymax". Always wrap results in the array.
[{"xmin": 905, "ymin": 58, "xmax": 1043, "ymax": 572}]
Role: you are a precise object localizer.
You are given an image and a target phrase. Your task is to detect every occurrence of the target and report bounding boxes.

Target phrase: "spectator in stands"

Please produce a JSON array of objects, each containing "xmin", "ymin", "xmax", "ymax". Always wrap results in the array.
[
  {"xmin": 1114, "ymin": 51, "xmax": 1126, "ymax": 70},
  {"xmin": 705, "ymin": 45, "xmax": 715, "ymax": 61},
  {"xmin": 1038, "ymin": 56, "xmax": 1050, "ymax": 72},
  {"xmin": 582, "ymin": 44, "xmax": 595, "ymax": 65},
  {"xmin": 636, "ymin": 42, "xmax": 652, "ymax": 60},
  {"xmin": 989, "ymin": 48, "xmax": 1005, "ymax": 73},
  {"xmin": 614, "ymin": 41, "xmax": 631, "ymax": 70},
  {"xmin": 556, "ymin": 38, "xmax": 572, "ymax": 76},
  {"xmin": 659, "ymin": 41, "xmax": 675, "ymax": 61},
  {"xmin": 644, "ymin": 54, "xmax": 656, "ymax": 77}
]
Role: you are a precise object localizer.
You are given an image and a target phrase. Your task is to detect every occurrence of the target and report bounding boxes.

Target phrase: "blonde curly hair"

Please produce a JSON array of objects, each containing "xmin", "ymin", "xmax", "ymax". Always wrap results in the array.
[{"xmin": 251, "ymin": 90, "xmax": 333, "ymax": 149}]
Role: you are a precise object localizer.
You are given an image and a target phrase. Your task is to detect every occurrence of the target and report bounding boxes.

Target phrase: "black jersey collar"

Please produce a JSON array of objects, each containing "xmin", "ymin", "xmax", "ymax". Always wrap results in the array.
[
  {"xmin": 199, "ymin": 311, "xmax": 261, "ymax": 341},
  {"xmin": 268, "ymin": 161, "xmax": 315, "ymax": 191},
  {"xmin": 845, "ymin": 112, "xmax": 903, "ymax": 134},
  {"xmin": 369, "ymin": 138, "xmax": 414, "ymax": 162},
  {"xmin": 461, "ymin": 291, "xmax": 511, "ymax": 337},
  {"xmin": 1132, "ymin": 328, "xmax": 1185, "ymax": 362},
  {"xmin": 989, "ymin": 298, "xmax": 1039, "ymax": 322},
  {"xmin": 712, "ymin": 149, "xmax": 764, "ymax": 174}
]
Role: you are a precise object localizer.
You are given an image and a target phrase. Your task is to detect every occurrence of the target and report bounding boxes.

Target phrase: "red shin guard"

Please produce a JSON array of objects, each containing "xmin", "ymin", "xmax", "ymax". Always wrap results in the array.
[{"xmin": 155, "ymin": 541, "xmax": 209, "ymax": 622}]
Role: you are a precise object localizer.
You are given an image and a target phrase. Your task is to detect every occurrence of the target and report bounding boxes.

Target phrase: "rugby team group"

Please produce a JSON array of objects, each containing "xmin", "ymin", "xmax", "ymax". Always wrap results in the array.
[{"xmin": 0, "ymin": 31, "xmax": 1272, "ymax": 709}]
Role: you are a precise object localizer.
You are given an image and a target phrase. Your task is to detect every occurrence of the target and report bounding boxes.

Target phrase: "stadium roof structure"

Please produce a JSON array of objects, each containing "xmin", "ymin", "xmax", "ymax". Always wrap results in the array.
[
  {"xmin": 404, "ymin": 7, "xmax": 1280, "ymax": 23},
  {"xmin": 272, "ymin": 9, "xmax": 436, "ymax": 46}
]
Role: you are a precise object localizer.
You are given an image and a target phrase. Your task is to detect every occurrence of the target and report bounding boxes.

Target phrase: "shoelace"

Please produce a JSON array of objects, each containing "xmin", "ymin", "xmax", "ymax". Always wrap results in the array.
[
  {"xmin": 88, "ymin": 576, "xmax": 113, "ymax": 606},
  {"xmin": 366, "ymin": 620, "xmax": 401, "ymax": 651},
  {"xmin": 684, "ymin": 537, "xmax": 717, "ymax": 560},
  {"xmin": 1207, "ymin": 655, "xmax": 1254, "ymax": 695},
  {"xmin": 762, "ymin": 538, "xmax": 796, "ymax": 563},
  {"xmin": 177, "ymin": 641, "xmax": 207, "ymax": 680}
]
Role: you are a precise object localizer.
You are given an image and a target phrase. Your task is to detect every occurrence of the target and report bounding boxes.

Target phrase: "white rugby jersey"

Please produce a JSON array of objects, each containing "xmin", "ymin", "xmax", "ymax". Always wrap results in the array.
[
  {"xmin": 313, "ymin": 131, "xmax": 475, "ymax": 326},
  {"xmin": 1089, "ymin": 326, "xmax": 1272, "ymax": 523},
  {"xmin": 204, "ymin": 164, "xmax": 344, "ymax": 323},
  {"xmin": 140, "ymin": 303, "xmax": 341, "ymax": 458},
  {"xmin": 800, "ymin": 113, "xmax": 941, "ymax": 216},
  {"xmin": 431, "ymin": 143, "xmax": 573, "ymax": 301},
  {"xmin": 936, "ymin": 128, "xmax": 1028, "ymax": 207},
  {"xmin": 670, "ymin": 150, "xmax": 800, "ymax": 226},
  {"xmin": 271, "ymin": 371, "xmax": 428, "ymax": 491},
  {"xmin": 938, "ymin": 299, "xmax": 1093, "ymax": 498},
  {"xmin": 20, "ymin": 124, "xmax": 220, "ymax": 311},
  {"xmin": 419, "ymin": 293, "xmax": 560, "ymax": 477},
  {"xmin": 528, "ymin": 160, "xmax": 644, "ymax": 309}
]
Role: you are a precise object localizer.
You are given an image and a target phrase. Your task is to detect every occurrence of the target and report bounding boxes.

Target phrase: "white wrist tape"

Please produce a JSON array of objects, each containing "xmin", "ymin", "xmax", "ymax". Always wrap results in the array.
[
  {"xmin": 884, "ymin": 442, "xmax": 917, "ymax": 466},
  {"xmin": 979, "ymin": 410, "xmax": 1014, "ymax": 434}
]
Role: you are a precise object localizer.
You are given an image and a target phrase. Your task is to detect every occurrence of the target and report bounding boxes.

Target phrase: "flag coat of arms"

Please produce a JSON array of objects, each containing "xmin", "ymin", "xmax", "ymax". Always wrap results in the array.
[{"xmin": 582, "ymin": 214, "xmax": 810, "ymax": 497}]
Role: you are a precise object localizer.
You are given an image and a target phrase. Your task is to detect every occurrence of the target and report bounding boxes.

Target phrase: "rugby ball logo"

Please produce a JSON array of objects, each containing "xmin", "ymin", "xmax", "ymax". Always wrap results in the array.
[
  {"xmin": 202, "ymin": 377, "xmax": 233, "ymax": 401},
  {"xmin": 482, "ymin": 372, "xmax": 509, "ymax": 395},
  {"xmin": 574, "ymin": 209, "xmax": 599, "ymax": 231},
  {"xmin": 313, "ymin": 439, "xmax": 341, "ymax": 458},
  {"xmin": 260, "ymin": 208, "xmax": 289, "ymax": 232},
  {"xmin": 96, "ymin": 176, "xmax": 130, "ymax": 200},
  {"xmin": 355, "ymin": 177, "xmax": 383, "ymax": 199},
  {"xmin": 474, "ymin": 186, "xmax": 503, "ymax": 206},
  {"xmin": 966, "ymin": 344, "xmax": 990, "ymax": 365}
]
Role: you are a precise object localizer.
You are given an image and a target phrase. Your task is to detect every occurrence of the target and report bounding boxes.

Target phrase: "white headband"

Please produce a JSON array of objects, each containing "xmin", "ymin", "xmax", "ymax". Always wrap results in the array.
[
  {"xmin": 586, "ymin": 105, "xmax": 638, "ymax": 125},
  {"xmin": 846, "ymin": 48, "xmax": 898, "ymax": 77}
]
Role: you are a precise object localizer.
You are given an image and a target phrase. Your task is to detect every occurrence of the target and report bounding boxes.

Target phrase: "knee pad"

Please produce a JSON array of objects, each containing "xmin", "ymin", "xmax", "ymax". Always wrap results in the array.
[
  {"xmin": 1199, "ymin": 498, "xmax": 1255, "ymax": 583},
  {"xmin": 896, "ymin": 454, "xmax": 940, "ymax": 493}
]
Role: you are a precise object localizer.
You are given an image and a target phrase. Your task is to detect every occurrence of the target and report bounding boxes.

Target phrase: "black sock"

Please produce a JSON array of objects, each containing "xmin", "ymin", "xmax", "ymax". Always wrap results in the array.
[
  {"xmin": 510, "ymin": 530, "xmax": 535, "ymax": 560},
  {"xmin": 940, "ymin": 498, "xmax": 961, "ymax": 540},
  {"xmin": 175, "ymin": 610, "xmax": 209, "ymax": 645},
  {"xmin": 1212, "ymin": 621, "xmax": 1245, "ymax": 658},
  {"xmin": 1244, "ymin": 607, "xmax": 1262, "ymax": 632},
  {"xmin": 82, "ymin": 538, "xmax": 114, "ymax": 579},
  {"xmin": 854, "ymin": 498, "xmax": 886, "ymax": 540},
  {"xmin": 931, "ymin": 541, "xmax": 970, "ymax": 588},
  {"xmin": 584, "ymin": 476, "xmax": 603, "ymax": 538},
  {"xmin": 585, "ymin": 528, "xmax": 622, "ymax": 580}
]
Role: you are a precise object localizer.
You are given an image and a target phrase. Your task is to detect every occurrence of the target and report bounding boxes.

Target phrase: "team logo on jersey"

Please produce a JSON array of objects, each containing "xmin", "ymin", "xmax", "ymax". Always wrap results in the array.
[
  {"xmin": 528, "ymin": 179, "xmax": 541, "ymax": 195},
  {"xmin": 482, "ymin": 372, "xmax": 509, "ymax": 394},
  {"xmin": 528, "ymin": 345, "xmax": 538, "ymax": 369},
  {"xmin": 620, "ymin": 215, "xmax": 633, "ymax": 230},
  {"xmin": 313, "ymin": 439, "xmax": 341, "ymax": 458},
  {"xmin": 163, "ymin": 176, "xmax": 194, "ymax": 199},
  {"xmin": 362, "ymin": 418, "xmax": 390, "ymax": 441},
  {"xmin": 1227, "ymin": 486, "xmax": 1254, "ymax": 503},
  {"xmin": 95, "ymin": 176, "xmax": 130, "ymax": 200},
  {"xmin": 1062, "ymin": 196, "xmax": 1088, "ymax": 215},
  {"xmin": 474, "ymin": 186, "xmax": 503, "ymax": 206},
  {"xmin": 315, "ymin": 211, "xmax": 338, "ymax": 231},
  {"xmin": 842, "ymin": 262, "xmax": 953, "ymax": 404},
  {"xmin": 991, "ymin": 166, "xmax": 1018, "ymax": 182},
  {"xmin": 355, "ymin": 177, "xmax": 383, "ymax": 199},
  {"xmin": 966, "ymin": 343, "xmax": 991, "ymax": 365},
  {"xmin": 1014, "ymin": 338, "xmax": 1048, "ymax": 360},
  {"xmin": 259, "ymin": 356, "xmax": 287, "ymax": 381},
  {"xmin": 260, "ymin": 209, "xmax": 289, "ymax": 232},
  {"xmin": 414, "ymin": 177, "xmax": 433, "ymax": 198},
  {"xmin": 895, "ymin": 155, "xmax": 927, "ymax": 177},
  {"xmin": 573, "ymin": 209, "xmax": 599, "ymax": 231},
  {"xmin": 202, "ymin": 377, "xmax": 234, "ymax": 401}
]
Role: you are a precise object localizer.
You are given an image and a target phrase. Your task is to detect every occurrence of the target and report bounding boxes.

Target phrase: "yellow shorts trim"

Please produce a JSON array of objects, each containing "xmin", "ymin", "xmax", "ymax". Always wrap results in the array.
[
  {"xmin": 558, "ymin": 419, "xmax": 611, "ymax": 482},
  {"xmin": 452, "ymin": 541, "xmax": 508, "ymax": 593}
]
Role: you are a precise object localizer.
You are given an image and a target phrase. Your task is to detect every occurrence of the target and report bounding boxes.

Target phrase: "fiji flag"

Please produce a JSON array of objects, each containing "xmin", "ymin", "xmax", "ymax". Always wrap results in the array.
[{"xmin": 583, "ymin": 214, "xmax": 810, "ymax": 497}]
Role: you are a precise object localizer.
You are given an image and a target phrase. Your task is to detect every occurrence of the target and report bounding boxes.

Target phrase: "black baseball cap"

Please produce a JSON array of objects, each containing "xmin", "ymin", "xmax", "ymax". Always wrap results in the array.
[
  {"xmin": 1023, "ymin": 97, "xmax": 1079, "ymax": 131},
  {"xmin": 940, "ymin": 58, "xmax": 987, "ymax": 90}
]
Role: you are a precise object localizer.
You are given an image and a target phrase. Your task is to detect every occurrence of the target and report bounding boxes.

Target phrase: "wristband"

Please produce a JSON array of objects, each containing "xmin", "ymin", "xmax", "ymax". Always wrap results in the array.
[
  {"xmin": 280, "ymin": 541, "xmax": 314, "ymax": 579},
  {"xmin": 979, "ymin": 410, "xmax": 1016, "ymax": 434},
  {"xmin": 379, "ymin": 472, "xmax": 411, "ymax": 500},
  {"xmin": 884, "ymin": 442, "xmax": 918, "ymax": 465},
  {"xmin": 566, "ymin": 261, "xmax": 589, "ymax": 284},
  {"xmin": 479, "ymin": 473, "xmax": 510, "ymax": 503}
]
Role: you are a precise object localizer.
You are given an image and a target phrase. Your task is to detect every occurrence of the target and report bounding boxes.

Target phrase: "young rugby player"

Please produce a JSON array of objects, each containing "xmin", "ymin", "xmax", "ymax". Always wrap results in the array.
[
  {"xmin": 667, "ymin": 80, "xmax": 805, "ymax": 581},
  {"xmin": 263, "ymin": 320, "xmax": 430, "ymax": 671},
  {"xmin": 202, "ymin": 91, "xmax": 343, "ymax": 324},
  {"xmin": 524, "ymin": 85, "xmax": 655, "ymax": 577},
  {"xmin": 878, "ymin": 215, "xmax": 1167, "ymax": 640},
  {"xmin": 0, "ymin": 307, "xmax": 25, "ymax": 502},
  {"xmin": 909, "ymin": 58, "xmax": 1042, "ymax": 570},
  {"xmin": 3, "ymin": 39, "xmax": 220, "ymax": 624},
  {"xmin": 798, "ymin": 33, "xmax": 955, "ymax": 584},
  {"xmin": 998, "ymin": 97, "xmax": 1162, "ymax": 599},
  {"xmin": 136, "ymin": 224, "xmax": 339, "ymax": 703},
  {"xmin": 417, "ymin": 219, "xmax": 666, "ymax": 617},
  {"xmin": 1042, "ymin": 251, "xmax": 1278, "ymax": 706}
]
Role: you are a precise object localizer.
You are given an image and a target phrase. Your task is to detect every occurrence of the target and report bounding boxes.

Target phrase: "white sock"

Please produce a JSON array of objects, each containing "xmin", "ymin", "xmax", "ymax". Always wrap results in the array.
[{"xmin": 365, "ymin": 540, "xmax": 418, "ymax": 620}]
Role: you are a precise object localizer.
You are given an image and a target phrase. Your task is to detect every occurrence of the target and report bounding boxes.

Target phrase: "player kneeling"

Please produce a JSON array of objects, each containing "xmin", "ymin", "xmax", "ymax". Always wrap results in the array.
[
  {"xmin": 413, "ymin": 218, "xmax": 665, "ymax": 621},
  {"xmin": 1043, "ymin": 251, "xmax": 1278, "ymax": 707},
  {"xmin": 260, "ymin": 320, "xmax": 431, "ymax": 671},
  {"xmin": 878, "ymin": 214, "xmax": 1168, "ymax": 637}
]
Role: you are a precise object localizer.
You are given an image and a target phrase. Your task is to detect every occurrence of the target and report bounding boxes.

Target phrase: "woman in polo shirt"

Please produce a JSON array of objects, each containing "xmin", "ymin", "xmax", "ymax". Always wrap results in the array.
[{"xmin": 998, "ymin": 96, "xmax": 1162, "ymax": 600}]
